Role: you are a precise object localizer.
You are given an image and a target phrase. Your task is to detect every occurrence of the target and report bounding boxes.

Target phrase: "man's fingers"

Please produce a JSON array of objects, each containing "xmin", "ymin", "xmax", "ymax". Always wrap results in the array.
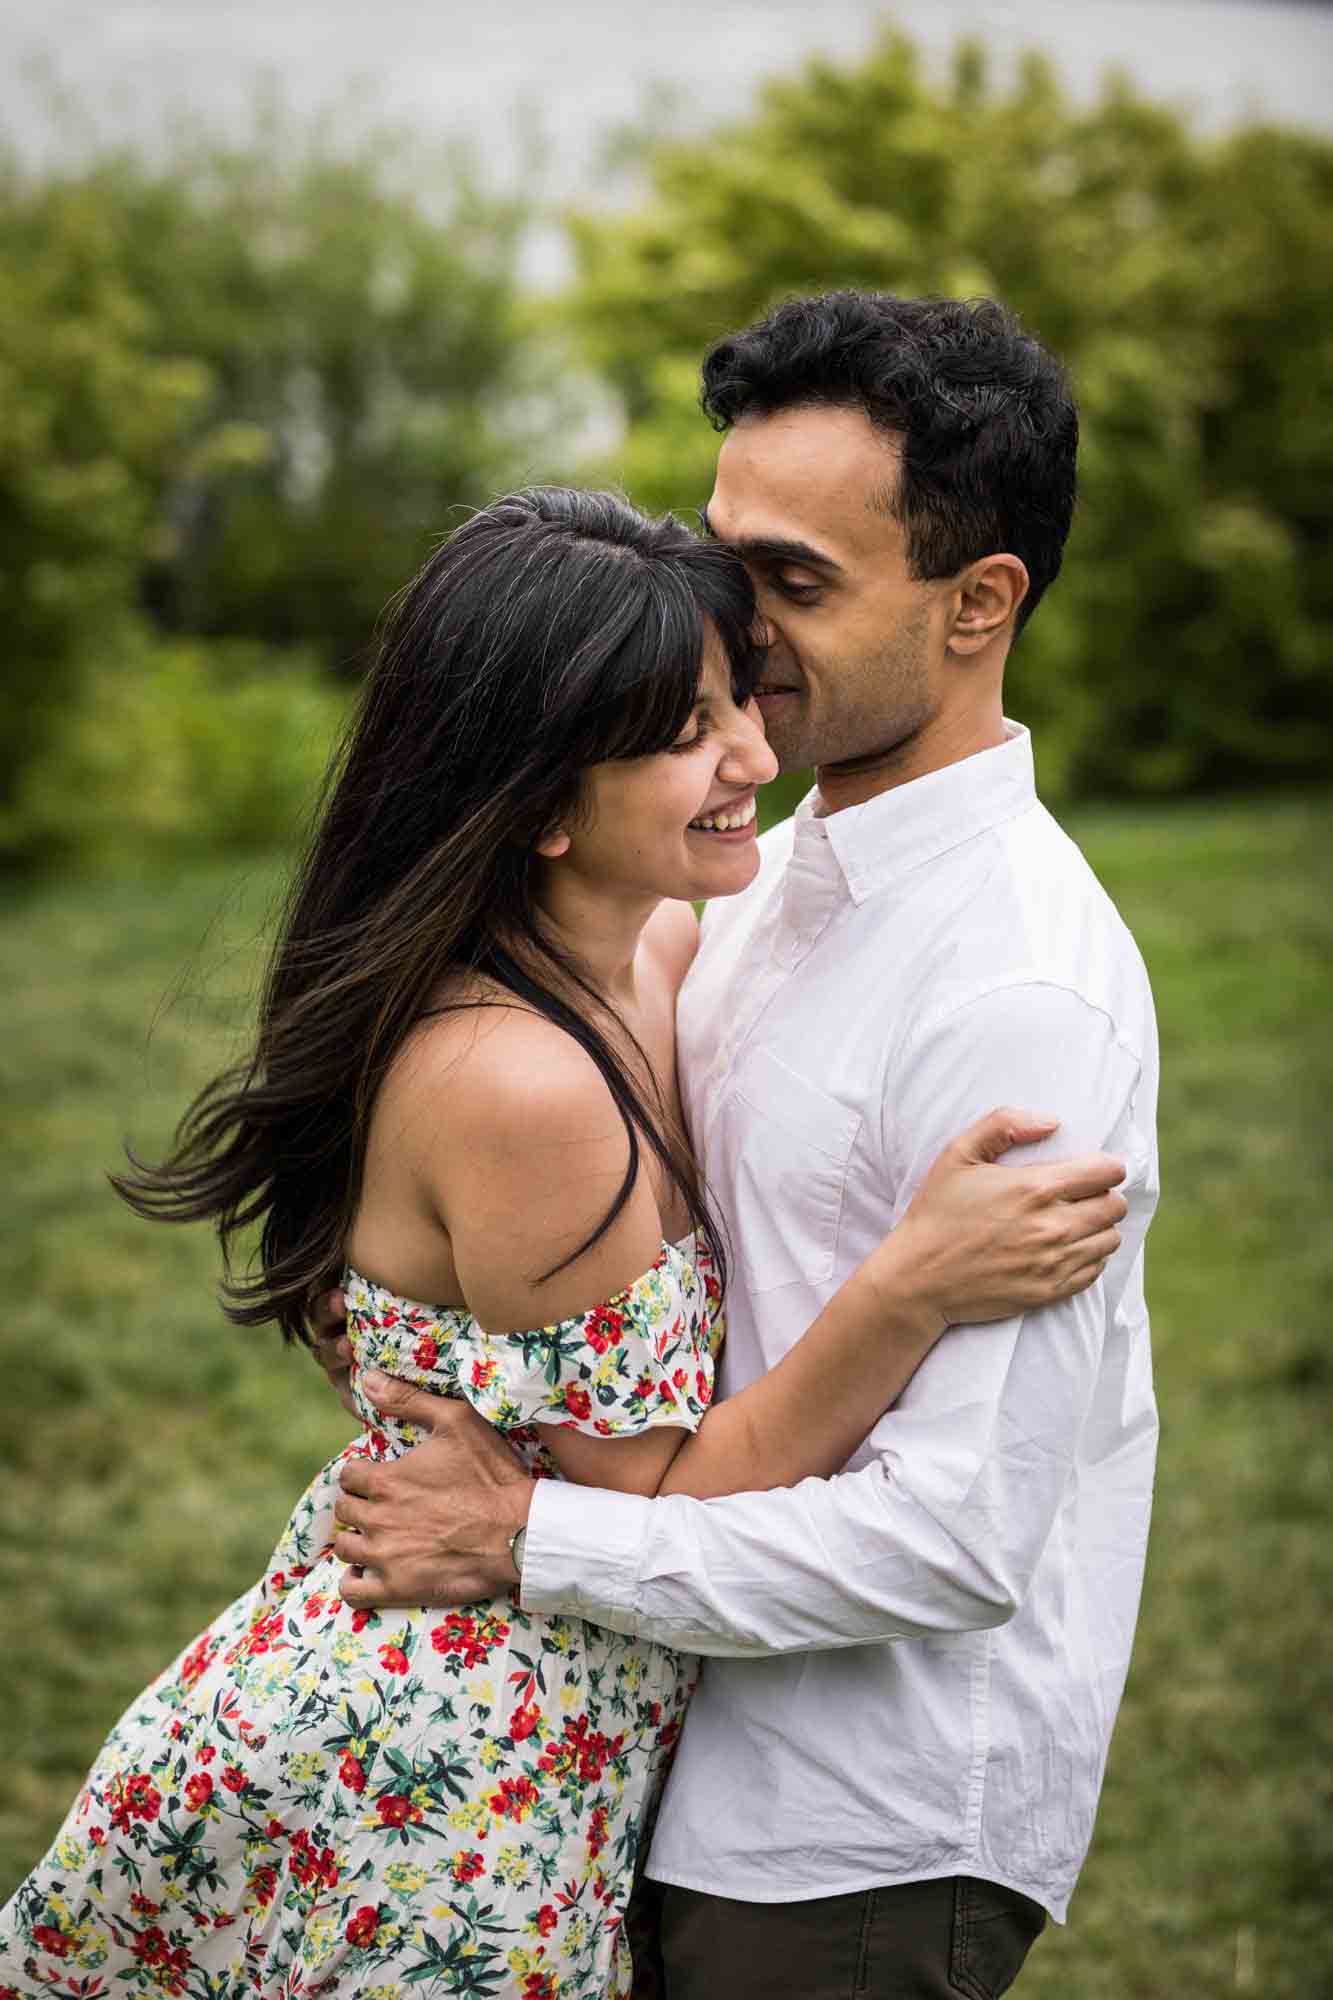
[
  {"xmin": 307, "ymin": 1287, "xmax": 347, "ymax": 1338},
  {"xmin": 360, "ymin": 1369, "xmax": 454, "ymax": 1430},
  {"xmin": 332, "ymin": 1492, "xmax": 376, "ymax": 1534},
  {"xmin": 313, "ymin": 1334, "xmax": 354, "ymax": 1377},
  {"xmin": 338, "ymin": 1562, "xmax": 381, "ymax": 1607},
  {"xmin": 339, "ymin": 1455, "xmax": 381, "ymax": 1501}
]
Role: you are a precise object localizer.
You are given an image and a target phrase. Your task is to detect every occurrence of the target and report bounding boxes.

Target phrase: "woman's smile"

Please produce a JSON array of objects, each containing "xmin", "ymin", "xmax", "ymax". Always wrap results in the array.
[{"xmin": 687, "ymin": 794, "xmax": 759, "ymax": 839}]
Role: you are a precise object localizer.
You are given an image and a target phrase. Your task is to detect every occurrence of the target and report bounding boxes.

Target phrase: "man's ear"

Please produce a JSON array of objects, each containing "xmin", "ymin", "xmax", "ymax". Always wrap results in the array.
[{"xmin": 946, "ymin": 555, "xmax": 1029, "ymax": 656}]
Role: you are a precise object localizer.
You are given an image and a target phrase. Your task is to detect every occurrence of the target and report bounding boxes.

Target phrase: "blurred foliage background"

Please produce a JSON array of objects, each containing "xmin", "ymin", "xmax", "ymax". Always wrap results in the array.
[
  {"xmin": 2, "ymin": 14, "xmax": 1331, "ymax": 1997},
  {"xmin": 2, "ymin": 25, "xmax": 1331, "ymax": 866}
]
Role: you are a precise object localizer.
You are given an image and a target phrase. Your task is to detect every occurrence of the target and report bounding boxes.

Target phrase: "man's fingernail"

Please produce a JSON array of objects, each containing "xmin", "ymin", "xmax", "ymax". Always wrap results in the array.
[{"xmin": 363, "ymin": 1369, "xmax": 387, "ymax": 1395}]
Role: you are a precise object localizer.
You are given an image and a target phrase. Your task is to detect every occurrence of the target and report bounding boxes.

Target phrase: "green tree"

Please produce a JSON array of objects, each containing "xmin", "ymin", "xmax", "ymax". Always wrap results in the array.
[
  {"xmin": 0, "ymin": 165, "xmax": 208, "ymax": 851},
  {"xmin": 75, "ymin": 116, "xmax": 545, "ymax": 672},
  {"xmin": 566, "ymin": 33, "xmax": 1333, "ymax": 796}
]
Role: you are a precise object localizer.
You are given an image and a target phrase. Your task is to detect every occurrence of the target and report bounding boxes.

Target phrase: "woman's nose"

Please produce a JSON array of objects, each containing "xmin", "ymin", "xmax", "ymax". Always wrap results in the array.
[{"xmin": 720, "ymin": 708, "xmax": 779, "ymax": 786}]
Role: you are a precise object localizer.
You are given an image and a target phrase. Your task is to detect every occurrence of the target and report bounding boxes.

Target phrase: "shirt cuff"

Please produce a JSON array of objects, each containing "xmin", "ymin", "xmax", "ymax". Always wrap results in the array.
[{"xmin": 521, "ymin": 1476, "xmax": 651, "ymax": 1632}]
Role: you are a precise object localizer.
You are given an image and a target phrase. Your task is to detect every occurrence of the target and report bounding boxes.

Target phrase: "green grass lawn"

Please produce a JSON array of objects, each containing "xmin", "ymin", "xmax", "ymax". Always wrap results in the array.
[{"xmin": 2, "ymin": 794, "xmax": 1330, "ymax": 1994}]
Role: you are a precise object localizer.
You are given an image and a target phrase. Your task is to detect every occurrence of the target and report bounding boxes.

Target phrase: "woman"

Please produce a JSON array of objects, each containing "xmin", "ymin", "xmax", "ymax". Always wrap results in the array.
[{"xmin": 0, "ymin": 489, "xmax": 1124, "ymax": 2000}]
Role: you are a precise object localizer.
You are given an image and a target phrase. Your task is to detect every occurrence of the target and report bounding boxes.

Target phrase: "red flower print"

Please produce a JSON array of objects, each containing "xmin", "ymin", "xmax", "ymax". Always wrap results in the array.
[
  {"xmin": 487, "ymin": 1775, "xmax": 541, "ymax": 1822},
  {"xmin": 88, "ymin": 1825, "xmax": 106, "ymax": 1846},
  {"xmin": 346, "ymin": 1905, "xmax": 380, "ymax": 1948},
  {"xmin": 184, "ymin": 1772, "xmax": 213, "ymax": 1813},
  {"xmin": 561, "ymin": 1384, "xmax": 592, "ymax": 1422},
  {"xmin": 303, "ymin": 1593, "xmax": 326, "ymax": 1621},
  {"xmin": 131, "ymin": 1893, "xmax": 161, "ymax": 1917},
  {"xmin": 450, "ymin": 1849, "xmax": 486, "ymax": 1883},
  {"xmin": 351, "ymin": 1606, "xmax": 377, "ymax": 1633},
  {"xmin": 586, "ymin": 1804, "xmax": 609, "ymax": 1860},
  {"xmin": 377, "ymin": 1793, "xmax": 423, "ymax": 1829},
  {"xmin": 339, "ymin": 1752, "xmax": 367, "ymax": 1794},
  {"xmin": 32, "ymin": 1925, "xmax": 72, "ymax": 1958},
  {"xmin": 539, "ymin": 1714, "xmax": 621, "ymax": 1787},
  {"xmin": 672, "ymin": 1368, "xmax": 688, "ymax": 1390},
  {"xmin": 413, "ymin": 1334, "xmax": 439, "ymax": 1370},
  {"xmin": 633, "ymin": 1373, "xmax": 655, "ymax": 1402},
  {"xmin": 248, "ymin": 1865, "xmax": 278, "ymax": 1909},
  {"xmin": 523, "ymin": 1972, "xmax": 559, "ymax": 2000},
  {"xmin": 378, "ymin": 1643, "xmax": 410, "ymax": 1675},
  {"xmin": 695, "ymin": 1370, "xmax": 711, "ymax": 1406},
  {"xmin": 244, "ymin": 1608, "xmax": 286, "ymax": 1656},
  {"xmin": 656, "ymin": 1379, "xmax": 677, "ymax": 1404},
  {"xmin": 289, "ymin": 1827, "xmax": 339, "ymax": 1888},
  {"xmin": 110, "ymin": 1772, "xmax": 162, "ymax": 1830},
  {"xmin": 222, "ymin": 1765, "xmax": 247, "ymax": 1795},
  {"xmin": 430, "ymin": 1611, "xmax": 509, "ymax": 1669},
  {"xmin": 197, "ymin": 1744, "xmax": 216, "ymax": 1765},
  {"xmin": 584, "ymin": 1307, "xmax": 623, "ymax": 1355},
  {"xmin": 129, "ymin": 1925, "xmax": 194, "ymax": 1993},
  {"xmin": 471, "ymin": 1357, "xmax": 497, "ymax": 1390},
  {"xmin": 510, "ymin": 1702, "xmax": 542, "ymax": 1742},
  {"xmin": 178, "ymin": 1632, "xmax": 217, "ymax": 1690},
  {"xmin": 536, "ymin": 1904, "xmax": 558, "ymax": 1937}
]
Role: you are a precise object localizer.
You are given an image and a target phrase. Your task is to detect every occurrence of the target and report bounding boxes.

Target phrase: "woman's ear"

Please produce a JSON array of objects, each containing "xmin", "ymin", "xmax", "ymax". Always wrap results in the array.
[
  {"xmin": 946, "ymin": 554, "xmax": 1029, "ymax": 656},
  {"xmin": 534, "ymin": 828, "xmax": 571, "ymax": 859}
]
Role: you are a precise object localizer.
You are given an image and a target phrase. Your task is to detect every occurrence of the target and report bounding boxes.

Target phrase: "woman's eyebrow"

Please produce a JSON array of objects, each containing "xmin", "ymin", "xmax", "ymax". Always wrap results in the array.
[{"xmin": 698, "ymin": 508, "xmax": 843, "ymax": 576}]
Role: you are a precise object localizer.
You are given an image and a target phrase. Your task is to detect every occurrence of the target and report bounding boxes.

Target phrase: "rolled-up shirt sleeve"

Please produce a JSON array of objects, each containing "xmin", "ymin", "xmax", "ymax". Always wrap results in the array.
[{"xmin": 522, "ymin": 981, "xmax": 1152, "ymax": 1657}]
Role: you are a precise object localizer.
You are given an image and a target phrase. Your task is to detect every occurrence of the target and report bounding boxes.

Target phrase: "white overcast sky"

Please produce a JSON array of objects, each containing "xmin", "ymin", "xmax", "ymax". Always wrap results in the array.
[{"xmin": 4, "ymin": 0, "xmax": 1330, "ymax": 192}]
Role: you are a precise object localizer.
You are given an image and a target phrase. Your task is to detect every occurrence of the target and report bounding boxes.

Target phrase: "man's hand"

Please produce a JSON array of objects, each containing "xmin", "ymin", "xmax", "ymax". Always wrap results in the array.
[
  {"xmin": 309, "ymin": 1286, "xmax": 358, "ymax": 1418},
  {"xmin": 333, "ymin": 1372, "xmax": 534, "ymax": 1608}
]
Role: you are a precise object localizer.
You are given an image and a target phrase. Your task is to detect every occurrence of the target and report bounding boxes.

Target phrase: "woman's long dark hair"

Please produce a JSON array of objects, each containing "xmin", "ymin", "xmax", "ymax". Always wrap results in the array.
[{"xmin": 114, "ymin": 488, "xmax": 764, "ymax": 1342}]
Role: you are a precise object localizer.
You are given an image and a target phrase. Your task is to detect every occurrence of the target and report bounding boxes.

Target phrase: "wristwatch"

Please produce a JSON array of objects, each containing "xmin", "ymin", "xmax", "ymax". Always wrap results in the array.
[{"xmin": 507, "ymin": 1522, "xmax": 528, "ymax": 1583}]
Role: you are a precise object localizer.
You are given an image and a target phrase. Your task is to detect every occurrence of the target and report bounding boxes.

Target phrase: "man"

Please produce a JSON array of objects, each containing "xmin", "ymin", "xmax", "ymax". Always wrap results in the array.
[{"xmin": 321, "ymin": 292, "xmax": 1159, "ymax": 1997}]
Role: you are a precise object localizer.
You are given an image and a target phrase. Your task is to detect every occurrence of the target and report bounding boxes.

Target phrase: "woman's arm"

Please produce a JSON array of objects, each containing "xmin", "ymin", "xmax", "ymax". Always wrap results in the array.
[
  {"xmin": 555, "ymin": 1107, "xmax": 1124, "ymax": 1499},
  {"xmin": 425, "ymin": 1016, "xmax": 1124, "ymax": 1505}
]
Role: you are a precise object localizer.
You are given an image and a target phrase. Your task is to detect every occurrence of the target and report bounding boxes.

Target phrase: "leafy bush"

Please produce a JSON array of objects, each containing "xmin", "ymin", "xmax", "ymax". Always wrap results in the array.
[
  {"xmin": 565, "ymin": 32, "xmax": 1333, "ymax": 797},
  {"xmin": 12, "ymin": 623, "xmax": 347, "ymax": 865}
]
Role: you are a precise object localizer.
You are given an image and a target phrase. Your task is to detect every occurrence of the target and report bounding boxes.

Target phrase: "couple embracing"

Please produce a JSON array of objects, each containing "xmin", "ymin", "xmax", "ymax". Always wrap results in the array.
[{"xmin": 1, "ymin": 291, "xmax": 1158, "ymax": 2000}]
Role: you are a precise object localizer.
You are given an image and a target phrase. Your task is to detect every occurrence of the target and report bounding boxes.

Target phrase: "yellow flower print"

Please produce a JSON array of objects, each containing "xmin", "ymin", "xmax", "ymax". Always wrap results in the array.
[
  {"xmin": 383, "ymin": 1862, "xmax": 430, "ymax": 1896},
  {"xmin": 286, "ymin": 1751, "xmax": 327, "ymax": 1782}
]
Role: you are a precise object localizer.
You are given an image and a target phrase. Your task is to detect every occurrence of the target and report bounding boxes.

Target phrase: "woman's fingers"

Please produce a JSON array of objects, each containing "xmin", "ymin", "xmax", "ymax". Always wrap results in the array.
[
  {"xmin": 1061, "ymin": 1189, "xmax": 1128, "ymax": 1240},
  {"xmin": 1039, "ymin": 1152, "xmax": 1127, "ymax": 1202},
  {"xmin": 1063, "ymin": 1226, "xmax": 1122, "ymax": 1270},
  {"xmin": 953, "ymin": 1106, "xmax": 1061, "ymax": 1165}
]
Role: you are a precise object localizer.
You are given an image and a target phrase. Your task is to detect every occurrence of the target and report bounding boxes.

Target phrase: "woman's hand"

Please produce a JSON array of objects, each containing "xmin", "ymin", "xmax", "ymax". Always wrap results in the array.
[{"xmin": 876, "ymin": 1107, "xmax": 1128, "ymax": 1332}]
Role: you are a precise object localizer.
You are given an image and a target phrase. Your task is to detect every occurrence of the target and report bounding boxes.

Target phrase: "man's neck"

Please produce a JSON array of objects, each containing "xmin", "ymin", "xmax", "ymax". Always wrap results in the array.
[{"xmin": 813, "ymin": 702, "xmax": 1008, "ymax": 815}]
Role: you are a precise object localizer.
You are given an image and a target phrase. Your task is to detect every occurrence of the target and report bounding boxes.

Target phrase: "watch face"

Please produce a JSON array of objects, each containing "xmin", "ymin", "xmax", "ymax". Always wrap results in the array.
[{"xmin": 510, "ymin": 1525, "xmax": 527, "ymax": 1578}]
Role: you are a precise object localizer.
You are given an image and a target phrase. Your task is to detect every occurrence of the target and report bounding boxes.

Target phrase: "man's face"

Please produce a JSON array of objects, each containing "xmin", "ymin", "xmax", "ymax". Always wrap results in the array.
[{"xmin": 704, "ymin": 404, "xmax": 949, "ymax": 777}]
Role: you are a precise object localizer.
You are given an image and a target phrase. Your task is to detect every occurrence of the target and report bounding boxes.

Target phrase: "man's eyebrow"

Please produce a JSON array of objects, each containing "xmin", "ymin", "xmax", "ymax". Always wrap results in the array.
[{"xmin": 697, "ymin": 509, "xmax": 843, "ymax": 577}]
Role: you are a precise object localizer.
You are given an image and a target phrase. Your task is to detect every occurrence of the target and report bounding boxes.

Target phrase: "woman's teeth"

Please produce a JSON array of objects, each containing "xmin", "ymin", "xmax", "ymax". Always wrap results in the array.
[{"xmin": 689, "ymin": 798, "xmax": 757, "ymax": 833}]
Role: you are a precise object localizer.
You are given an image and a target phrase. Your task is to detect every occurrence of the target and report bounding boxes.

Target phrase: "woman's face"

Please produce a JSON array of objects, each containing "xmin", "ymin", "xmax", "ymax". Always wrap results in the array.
[{"xmin": 557, "ymin": 632, "xmax": 780, "ymax": 906}]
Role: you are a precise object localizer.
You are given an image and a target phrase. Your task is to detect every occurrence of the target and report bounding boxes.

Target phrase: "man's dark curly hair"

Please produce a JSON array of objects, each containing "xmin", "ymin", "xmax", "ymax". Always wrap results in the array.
[{"xmin": 700, "ymin": 291, "xmax": 1078, "ymax": 635}]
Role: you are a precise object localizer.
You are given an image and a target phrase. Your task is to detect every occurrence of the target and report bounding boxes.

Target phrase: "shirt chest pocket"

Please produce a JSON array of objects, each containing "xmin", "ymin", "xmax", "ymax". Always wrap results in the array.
[{"xmin": 722, "ymin": 1047, "xmax": 862, "ymax": 1295}]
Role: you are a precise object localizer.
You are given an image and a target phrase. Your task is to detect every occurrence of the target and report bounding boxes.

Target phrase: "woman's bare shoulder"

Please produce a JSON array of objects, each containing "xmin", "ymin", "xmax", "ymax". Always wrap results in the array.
[{"xmin": 388, "ymin": 988, "xmax": 614, "ymax": 1146}]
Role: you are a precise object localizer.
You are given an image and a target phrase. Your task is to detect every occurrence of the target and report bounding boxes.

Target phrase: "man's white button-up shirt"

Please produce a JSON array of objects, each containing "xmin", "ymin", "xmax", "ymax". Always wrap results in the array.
[{"xmin": 523, "ymin": 724, "xmax": 1159, "ymax": 1921}]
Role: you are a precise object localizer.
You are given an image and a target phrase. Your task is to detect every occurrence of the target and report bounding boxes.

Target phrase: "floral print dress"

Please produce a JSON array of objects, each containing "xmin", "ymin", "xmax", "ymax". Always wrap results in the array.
[{"xmin": 0, "ymin": 1238, "xmax": 722, "ymax": 2000}]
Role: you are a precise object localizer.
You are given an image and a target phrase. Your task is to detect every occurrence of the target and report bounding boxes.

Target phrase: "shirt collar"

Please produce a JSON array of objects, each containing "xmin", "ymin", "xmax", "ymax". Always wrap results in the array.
[{"xmin": 790, "ymin": 722, "xmax": 1037, "ymax": 905}]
